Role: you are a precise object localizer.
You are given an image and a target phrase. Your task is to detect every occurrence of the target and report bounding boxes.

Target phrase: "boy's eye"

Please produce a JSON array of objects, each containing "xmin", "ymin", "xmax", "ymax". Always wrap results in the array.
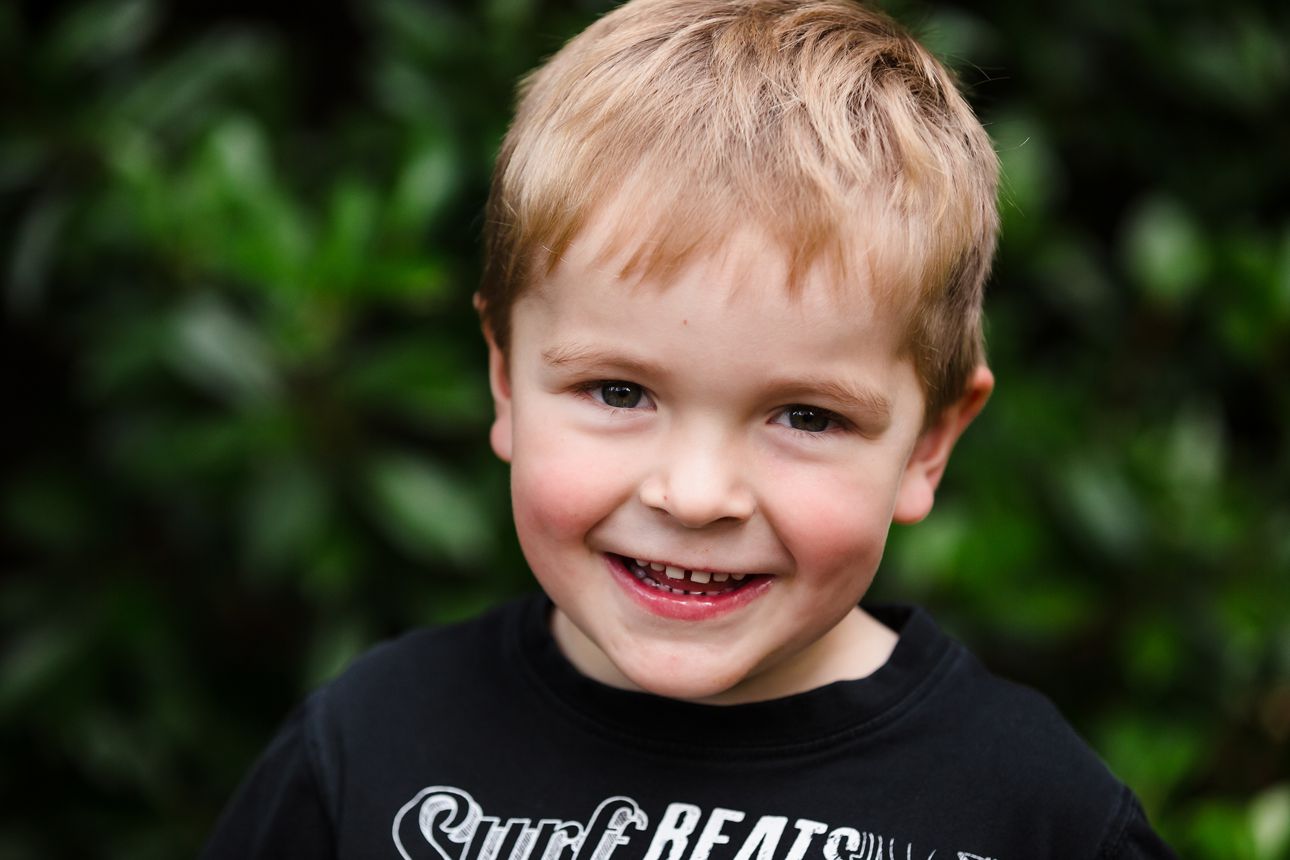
[
  {"xmin": 781, "ymin": 405, "xmax": 838, "ymax": 433},
  {"xmin": 595, "ymin": 381, "xmax": 645, "ymax": 409}
]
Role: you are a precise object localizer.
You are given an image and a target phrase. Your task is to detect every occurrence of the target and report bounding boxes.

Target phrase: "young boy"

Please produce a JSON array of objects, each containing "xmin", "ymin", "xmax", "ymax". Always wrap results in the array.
[{"xmin": 205, "ymin": 1, "xmax": 1175, "ymax": 857}]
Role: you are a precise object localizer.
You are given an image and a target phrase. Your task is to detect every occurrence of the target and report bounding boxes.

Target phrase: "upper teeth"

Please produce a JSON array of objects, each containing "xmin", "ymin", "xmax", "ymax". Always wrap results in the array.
[{"xmin": 632, "ymin": 558, "xmax": 748, "ymax": 584}]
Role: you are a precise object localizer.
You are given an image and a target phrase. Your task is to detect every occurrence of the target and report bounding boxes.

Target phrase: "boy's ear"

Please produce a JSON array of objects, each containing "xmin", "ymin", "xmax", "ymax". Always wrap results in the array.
[
  {"xmin": 476, "ymin": 294, "xmax": 513, "ymax": 464},
  {"xmin": 892, "ymin": 365, "xmax": 993, "ymax": 525}
]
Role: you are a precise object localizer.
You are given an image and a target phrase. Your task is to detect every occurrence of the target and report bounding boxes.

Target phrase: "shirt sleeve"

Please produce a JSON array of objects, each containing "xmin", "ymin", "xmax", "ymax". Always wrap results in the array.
[
  {"xmin": 200, "ymin": 701, "xmax": 336, "ymax": 860},
  {"xmin": 1101, "ymin": 787, "xmax": 1178, "ymax": 860}
]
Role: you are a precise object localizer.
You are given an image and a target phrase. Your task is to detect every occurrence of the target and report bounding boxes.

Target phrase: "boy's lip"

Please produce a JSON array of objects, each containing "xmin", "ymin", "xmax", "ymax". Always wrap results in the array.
[{"xmin": 603, "ymin": 553, "xmax": 774, "ymax": 621}]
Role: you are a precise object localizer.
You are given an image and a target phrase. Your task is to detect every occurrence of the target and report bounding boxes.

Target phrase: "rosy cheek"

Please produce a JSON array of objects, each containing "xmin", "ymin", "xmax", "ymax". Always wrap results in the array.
[
  {"xmin": 769, "ymin": 471, "xmax": 894, "ymax": 573},
  {"xmin": 804, "ymin": 510, "xmax": 887, "ymax": 572},
  {"xmin": 511, "ymin": 446, "xmax": 618, "ymax": 541}
]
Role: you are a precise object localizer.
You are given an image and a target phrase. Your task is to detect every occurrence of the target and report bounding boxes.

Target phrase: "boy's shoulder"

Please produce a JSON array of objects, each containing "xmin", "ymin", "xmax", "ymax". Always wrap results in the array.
[
  {"xmin": 886, "ymin": 603, "xmax": 1097, "ymax": 758},
  {"xmin": 863, "ymin": 605, "xmax": 1126, "ymax": 787}
]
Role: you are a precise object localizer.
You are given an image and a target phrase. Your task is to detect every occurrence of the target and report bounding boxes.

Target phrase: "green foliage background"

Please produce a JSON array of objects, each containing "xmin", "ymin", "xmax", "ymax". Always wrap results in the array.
[{"xmin": 2, "ymin": 0, "xmax": 1288, "ymax": 856}]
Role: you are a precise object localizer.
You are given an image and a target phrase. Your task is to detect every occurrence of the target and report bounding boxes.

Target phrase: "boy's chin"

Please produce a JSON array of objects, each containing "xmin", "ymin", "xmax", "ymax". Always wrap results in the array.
[
  {"xmin": 605, "ymin": 647, "xmax": 777, "ymax": 705},
  {"xmin": 626, "ymin": 670, "xmax": 736, "ymax": 703},
  {"xmin": 550, "ymin": 605, "xmax": 793, "ymax": 704}
]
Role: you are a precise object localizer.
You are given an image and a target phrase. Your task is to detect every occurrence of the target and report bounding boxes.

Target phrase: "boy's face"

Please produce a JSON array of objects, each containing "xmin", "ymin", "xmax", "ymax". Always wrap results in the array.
[{"xmin": 485, "ymin": 217, "xmax": 988, "ymax": 704}]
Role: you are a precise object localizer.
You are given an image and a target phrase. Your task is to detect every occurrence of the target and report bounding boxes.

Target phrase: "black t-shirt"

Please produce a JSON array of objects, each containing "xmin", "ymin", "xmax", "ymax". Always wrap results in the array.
[{"xmin": 202, "ymin": 595, "xmax": 1176, "ymax": 859}]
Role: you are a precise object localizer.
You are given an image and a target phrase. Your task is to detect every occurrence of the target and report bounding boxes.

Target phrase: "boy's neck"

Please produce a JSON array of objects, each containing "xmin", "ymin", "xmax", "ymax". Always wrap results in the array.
[{"xmin": 550, "ymin": 606, "xmax": 899, "ymax": 706}]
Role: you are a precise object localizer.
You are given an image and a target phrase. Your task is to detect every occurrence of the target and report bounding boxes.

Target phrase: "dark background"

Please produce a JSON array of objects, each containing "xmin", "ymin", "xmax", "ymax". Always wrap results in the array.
[{"xmin": 3, "ymin": 0, "xmax": 1288, "ymax": 856}]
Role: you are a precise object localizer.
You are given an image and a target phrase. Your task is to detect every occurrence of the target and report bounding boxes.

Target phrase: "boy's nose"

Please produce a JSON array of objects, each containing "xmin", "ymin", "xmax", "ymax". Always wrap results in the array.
[{"xmin": 637, "ymin": 436, "xmax": 756, "ymax": 528}]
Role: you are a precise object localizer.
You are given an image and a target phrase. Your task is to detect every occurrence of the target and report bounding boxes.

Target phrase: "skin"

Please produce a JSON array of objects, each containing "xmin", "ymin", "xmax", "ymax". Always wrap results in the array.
[{"xmin": 483, "ymin": 218, "xmax": 992, "ymax": 705}]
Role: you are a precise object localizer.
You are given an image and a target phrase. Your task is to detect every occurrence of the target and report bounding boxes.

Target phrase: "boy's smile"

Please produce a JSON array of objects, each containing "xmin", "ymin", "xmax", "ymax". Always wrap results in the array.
[{"xmin": 485, "ymin": 216, "xmax": 989, "ymax": 704}]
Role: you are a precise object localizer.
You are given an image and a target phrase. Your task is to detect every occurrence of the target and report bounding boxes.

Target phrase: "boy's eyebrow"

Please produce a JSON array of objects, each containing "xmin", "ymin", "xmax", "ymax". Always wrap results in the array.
[
  {"xmin": 541, "ymin": 343, "xmax": 669, "ymax": 378},
  {"xmin": 543, "ymin": 343, "xmax": 893, "ymax": 428}
]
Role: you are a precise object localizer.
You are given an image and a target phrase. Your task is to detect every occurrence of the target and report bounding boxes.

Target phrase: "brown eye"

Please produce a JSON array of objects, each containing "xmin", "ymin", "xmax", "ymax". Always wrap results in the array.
[
  {"xmin": 600, "ymin": 382, "xmax": 644, "ymax": 408},
  {"xmin": 786, "ymin": 406, "xmax": 834, "ymax": 432}
]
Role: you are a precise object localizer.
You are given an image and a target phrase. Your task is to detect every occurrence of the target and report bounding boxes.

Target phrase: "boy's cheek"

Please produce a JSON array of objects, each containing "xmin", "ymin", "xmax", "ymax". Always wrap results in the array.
[
  {"xmin": 782, "ymin": 505, "xmax": 890, "ymax": 575},
  {"xmin": 510, "ymin": 451, "xmax": 618, "ymax": 541},
  {"xmin": 764, "ymin": 470, "xmax": 897, "ymax": 572}
]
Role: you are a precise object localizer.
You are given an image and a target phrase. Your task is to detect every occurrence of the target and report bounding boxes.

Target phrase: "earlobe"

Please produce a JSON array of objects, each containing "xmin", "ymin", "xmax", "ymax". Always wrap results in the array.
[
  {"xmin": 893, "ymin": 365, "xmax": 994, "ymax": 525},
  {"xmin": 482, "ymin": 319, "xmax": 514, "ymax": 464}
]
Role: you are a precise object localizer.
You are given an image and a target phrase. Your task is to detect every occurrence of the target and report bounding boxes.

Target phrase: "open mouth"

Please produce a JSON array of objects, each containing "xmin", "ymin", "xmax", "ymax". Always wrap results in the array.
[{"xmin": 610, "ymin": 553, "xmax": 765, "ymax": 597}]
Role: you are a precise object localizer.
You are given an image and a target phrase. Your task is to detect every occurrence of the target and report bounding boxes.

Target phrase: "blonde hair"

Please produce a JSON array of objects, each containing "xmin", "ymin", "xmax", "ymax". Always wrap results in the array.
[{"xmin": 479, "ymin": 0, "xmax": 998, "ymax": 423}]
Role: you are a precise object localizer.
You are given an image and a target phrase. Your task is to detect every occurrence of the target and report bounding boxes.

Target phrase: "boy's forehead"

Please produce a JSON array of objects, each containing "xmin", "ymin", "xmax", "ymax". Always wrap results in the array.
[{"xmin": 538, "ymin": 193, "xmax": 895, "ymax": 324}]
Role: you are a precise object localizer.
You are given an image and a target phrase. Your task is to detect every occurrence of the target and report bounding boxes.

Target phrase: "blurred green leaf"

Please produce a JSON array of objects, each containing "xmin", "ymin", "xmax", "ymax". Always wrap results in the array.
[
  {"xmin": 168, "ymin": 294, "xmax": 279, "ymax": 404},
  {"xmin": 315, "ymin": 178, "xmax": 380, "ymax": 293},
  {"xmin": 1175, "ymin": 800, "xmax": 1259, "ymax": 860},
  {"xmin": 300, "ymin": 528, "xmax": 366, "ymax": 603},
  {"xmin": 242, "ymin": 461, "xmax": 330, "ymax": 576},
  {"xmin": 1031, "ymin": 233, "xmax": 1114, "ymax": 322},
  {"xmin": 364, "ymin": 453, "xmax": 493, "ymax": 565},
  {"xmin": 372, "ymin": 58, "xmax": 448, "ymax": 120},
  {"xmin": 1179, "ymin": 15, "xmax": 1290, "ymax": 112},
  {"xmin": 49, "ymin": 0, "xmax": 158, "ymax": 68},
  {"xmin": 114, "ymin": 32, "xmax": 279, "ymax": 137},
  {"xmin": 1096, "ymin": 714, "xmax": 1204, "ymax": 812},
  {"xmin": 988, "ymin": 579, "xmax": 1096, "ymax": 639},
  {"xmin": 919, "ymin": 9, "xmax": 997, "ymax": 70},
  {"xmin": 82, "ymin": 309, "xmax": 173, "ymax": 399},
  {"xmin": 387, "ymin": 135, "xmax": 461, "ymax": 237},
  {"xmin": 1163, "ymin": 402, "xmax": 1226, "ymax": 495},
  {"xmin": 1122, "ymin": 196, "xmax": 1208, "ymax": 307},
  {"xmin": 0, "ymin": 623, "xmax": 83, "ymax": 715},
  {"xmin": 994, "ymin": 113, "xmax": 1064, "ymax": 224},
  {"xmin": 1252, "ymin": 784, "xmax": 1290, "ymax": 860},
  {"xmin": 341, "ymin": 338, "xmax": 490, "ymax": 425},
  {"xmin": 1057, "ymin": 455, "xmax": 1147, "ymax": 561},
  {"xmin": 6, "ymin": 194, "xmax": 70, "ymax": 317},
  {"xmin": 1121, "ymin": 614, "xmax": 1184, "ymax": 691},
  {"xmin": 371, "ymin": 0, "xmax": 470, "ymax": 62},
  {"xmin": 198, "ymin": 118, "xmax": 312, "ymax": 288},
  {"xmin": 889, "ymin": 508, "xmax": 969, "ymax": 595}
]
